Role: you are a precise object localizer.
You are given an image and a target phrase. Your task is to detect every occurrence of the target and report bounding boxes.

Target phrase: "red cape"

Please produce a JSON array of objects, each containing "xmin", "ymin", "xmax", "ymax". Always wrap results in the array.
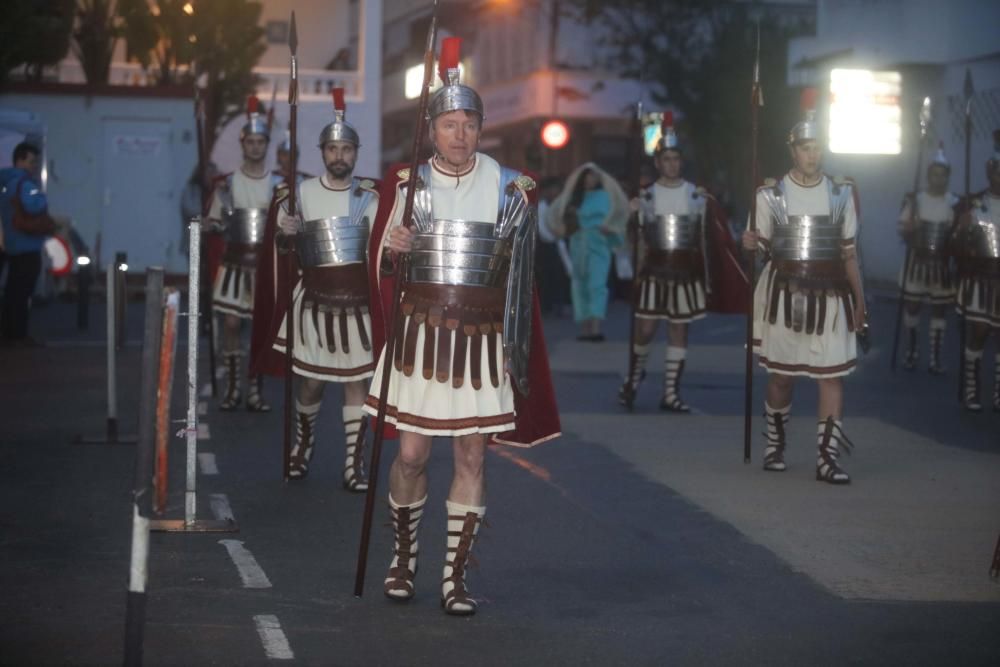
[
  {"xmin": 203, "ymin": 173, "xmax": 231, "ymax": 291},
  {"xmin": 703, "ymin": 193, "xmax": 751, "ymax": 314},
  {"xmin": 367, "ymin": 162, "xmax": 561, "ymax": 447},
  {"xmin": 248, "ymin": 183, "xmax": 296, "ymax": 378}
]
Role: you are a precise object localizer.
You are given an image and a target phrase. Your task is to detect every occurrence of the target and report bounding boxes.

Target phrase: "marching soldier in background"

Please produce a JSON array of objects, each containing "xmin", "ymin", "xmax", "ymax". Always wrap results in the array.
[
  {"xmin": 619, "ymin": 112, "xmax": 748, "ymax": 411},
  {"xmin": 262, "ymin": 89, "xmax": 380, "ymax": 485},
  {"xmin": 742, "ymin": 91, "xmax": 867, "ymax": 484},
  {"xmin": 365, "ymin": 37, "xmax": 560, "ymax": 616},
  {"xmin": 206, "ymin": 96, "xmax": 284, "ymax": 412},
  {"xmin": 897, "ymin": 143, "xmax": 959, "ymax": 373},
  {"xmin": 955, "ymin": 130, "xmax": 1000, "ymax": 412}
]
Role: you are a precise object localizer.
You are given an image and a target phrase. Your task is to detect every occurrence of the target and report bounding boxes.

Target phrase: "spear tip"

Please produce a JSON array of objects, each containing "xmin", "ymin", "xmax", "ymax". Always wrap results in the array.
[{"xmin": 289, "ymin": 11, "xmax": 298, "ymax": 54}]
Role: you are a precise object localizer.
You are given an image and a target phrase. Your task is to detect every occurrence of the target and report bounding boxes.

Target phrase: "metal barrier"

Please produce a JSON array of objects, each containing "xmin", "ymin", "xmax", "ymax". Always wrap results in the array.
[
  {"xmin": 149, "ymin": 220, "xmax": 237, "ymax": 533},
  {"xmin": 72, "ymin": 253, "xmax": 136, "ymax": 445},
  {"xmin": 123, "ymin": 267, "xmax": 165, "ymax": 666}
]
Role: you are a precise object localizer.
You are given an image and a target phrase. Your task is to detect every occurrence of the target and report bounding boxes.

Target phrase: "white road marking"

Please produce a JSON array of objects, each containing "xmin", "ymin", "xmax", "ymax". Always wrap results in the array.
[
  {"xmin": 198, "ymin": 453, "xmax": 219, "ymax": 476},
  {"xmin": 253, "ymin": 615, "xmax": 294, "ymax": 660},
  {"xmin": 209, "ymin": 493, "xmax": 234, "ymax": 521},
  {"xmin": 197, "ymin": 423, "xmax": 210, "ymax": 440},
  {"xmin": 218, "ymin": 540, "xmax": 271, "ymax": 589},
  {"xmin": 198, "ymin": 401, "xmax": 208, "ymax": 416}
]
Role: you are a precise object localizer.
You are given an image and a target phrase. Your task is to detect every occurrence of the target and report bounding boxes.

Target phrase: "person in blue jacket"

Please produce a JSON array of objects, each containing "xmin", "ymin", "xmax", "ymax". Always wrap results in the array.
[{"xmin": 1, "ymin": 142, "xmax": 52, "ymax": 345}]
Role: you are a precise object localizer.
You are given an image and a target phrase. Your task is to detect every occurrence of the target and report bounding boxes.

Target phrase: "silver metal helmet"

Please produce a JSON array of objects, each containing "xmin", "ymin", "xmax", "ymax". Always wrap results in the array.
[
  {"xmin": 655, "ymin": 110, "xmax": 679, "ymax": 154},
  {"xmin": 318, "ymin": 87, "xmax": 361, "ymax": 147},
  {"xmin": 427, "ymin": 36, "xmax": 485, "ymax": 121},
  {"xmin": 240, "ymin": 95, "xmax": 270, "ymax": 140},
  {"xmin": 788, "ymin": 88, "xmax": 819, "ymax": 144},
  {"xmin": 929, "ymin": 141, "xmax": 950, "ymax": 170}
]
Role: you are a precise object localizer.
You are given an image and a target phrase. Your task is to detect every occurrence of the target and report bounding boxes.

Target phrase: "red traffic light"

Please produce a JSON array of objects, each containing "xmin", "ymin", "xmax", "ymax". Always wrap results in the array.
[{"xmin": 541, "ymin": 120, "xmax": 570, "ymax": 149}]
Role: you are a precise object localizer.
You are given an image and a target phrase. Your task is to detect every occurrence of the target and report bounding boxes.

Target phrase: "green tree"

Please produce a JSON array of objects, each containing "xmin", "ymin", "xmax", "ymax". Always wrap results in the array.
[
  {"xmin": 568, "ymin": 0, "xmax": 813, "ymax": 213},
  {"xmin": 72, "ymin": 0, "xmax": 121, "ymax": 84},
  {"xmin": 119, "ymin": 0, "xmax": 267, "ymax": 153},
  {"xmin": 0, "ymin": 1, "xmax": 74, "ymax": 85}
]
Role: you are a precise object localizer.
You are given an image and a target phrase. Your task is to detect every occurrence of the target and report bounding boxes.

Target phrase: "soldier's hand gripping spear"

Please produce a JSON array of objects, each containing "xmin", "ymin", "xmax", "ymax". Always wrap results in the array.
[
  {"xmin": 354, "ymin": 0, "xmax": 439, "ymax": 597},
  {"xmin": 281, "ymin": 12, "xmax": 300, "ymax": 482},
  {"xmin": 742, "ymin": 22, "xmax": 763, "ymax": 464},
  {"xmin": 890, "ymin": 97, "xmax": 931, "ymax": 371},
  {"xmin": 621, "ymin": 98, "xmax": 644, "ymax": 412}
]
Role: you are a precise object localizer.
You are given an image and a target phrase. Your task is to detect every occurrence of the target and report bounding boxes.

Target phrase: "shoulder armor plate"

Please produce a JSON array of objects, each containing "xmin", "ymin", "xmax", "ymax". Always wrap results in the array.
[{"xmin": 514, "ymin": 174, "xmax": 536, "ymax": 192}]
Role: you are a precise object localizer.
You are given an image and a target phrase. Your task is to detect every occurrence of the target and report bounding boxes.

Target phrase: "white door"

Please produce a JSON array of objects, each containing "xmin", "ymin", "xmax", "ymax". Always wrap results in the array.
[{"xmin": 100, "ymin": 119, "xmax": 176, "ymax": 271}]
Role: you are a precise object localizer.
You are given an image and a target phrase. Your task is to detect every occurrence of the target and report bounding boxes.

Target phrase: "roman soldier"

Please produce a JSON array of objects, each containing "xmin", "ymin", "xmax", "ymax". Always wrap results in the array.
[
  {"xmin": 364, "ymin": 37, "xmax": 560, "ymax": 616},
  {"xmin": 618, "ymin": 112, "xmax": 749, "ymax": 411},
  {"xmin": 206, "ymin": 96, "xmax": 284, "ymax": 412},
  {"xmin": 742, "ymin": 89, "xmax": 867, "ymax": 484},
  {"xmin": 955, "ymin": 130, "xmax": 1000, "ymax": 412},
  {"xmin": 252, "ymin": 89, "xmax": 380, "ymax": 485},
  {"xmin": 897, "ymin": 142, "xmax": 960, "ymax": 373}
]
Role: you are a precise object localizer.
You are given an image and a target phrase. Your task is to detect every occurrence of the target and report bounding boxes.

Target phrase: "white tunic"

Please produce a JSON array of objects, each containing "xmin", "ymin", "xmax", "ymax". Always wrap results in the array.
[
  {"xmin": 752, "ymin": 174, "xmax": 859, "ymax": 378},
  {"xmin": 957, "ymin": 193, "xmax": 1000, "ymax": 327},
  {"xmin": 211, "ymin": 169, "xmax": 280, "ymax": 319},
  {"xmin": 636, "ymin": 180, "xmax": 707, "ymax": 322},
  {"xmin": 365, "ymin": 153, "xmax": 517, "ymax": 437},
  {"xmin": 273, "ymin": 175, "xmax": 379, "ymax": 382},
  {"xmin": 897, "ymin": 191, "xmax": 958, "ymax": 303}
]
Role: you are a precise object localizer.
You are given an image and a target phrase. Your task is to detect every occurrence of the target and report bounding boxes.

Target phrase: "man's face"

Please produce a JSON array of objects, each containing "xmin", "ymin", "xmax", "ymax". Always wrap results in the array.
[
  {"xmin": 16, "ymin": 151, "xmax": 40, "ymax": 175},
  {"xmin": 241, "ymin": 134, "xmax": 269, "ymax": 162},
  {"xmin": 926, "ymin": 164, "xmax": 950, "ymax": 192},
  {"xmin": 322, "ymin": 140, "xmax": 357, "ymax": 180},
  {"xmin": 656, "ymin": 150, "xmax": 682, "ymax": 180},
  {"xmin": 430, "ymin": 110, "xmax": 481, "ymax": 167},
  {"xmin": 790, "ymin": 140, "xmax": 822, "ymax": 178}
]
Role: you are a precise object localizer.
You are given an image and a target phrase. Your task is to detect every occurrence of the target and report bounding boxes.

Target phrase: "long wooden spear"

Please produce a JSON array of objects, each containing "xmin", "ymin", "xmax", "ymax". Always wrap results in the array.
[
  {"xmin": 742, "ymin": 21, "xmax": 762, "ymax": 464},
  {"xmin": 193, "ymin": 73, "xmax": 217, "ymax": 397},
  {"xmin": 281, "ymin": 12, "xmax": 299, "ymax": 482},
  {"xmin": 621, "ymin": 96, "xmax": 644, "ymax": 412},
  {"xmin": 957, "ymin": 69, "xmax": 974, "ymax": 401},
  {"xmin": 890, "ymin": 97, "xmax": 931, "ymax": 371},
  {"xmin": 354, "ymin": 0, "xmax": 439, "ymax": 597}
]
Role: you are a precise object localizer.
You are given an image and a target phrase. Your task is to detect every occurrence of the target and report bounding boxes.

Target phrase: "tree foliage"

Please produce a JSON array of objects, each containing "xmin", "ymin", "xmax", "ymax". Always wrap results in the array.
[
  {"xmin": 118, "ymin": 0, "xmax": 267, "ymax": 153},
  {"xmin": 0, "ymin": 1, "xmax": 74, "ymax": 85},
  {"xmin": 72, "ymin": 0, "xmax": 121, "ymax": 84},
  {"xmin": 567, "ymin": 0, "xmax": 813, "ymax": 213}
]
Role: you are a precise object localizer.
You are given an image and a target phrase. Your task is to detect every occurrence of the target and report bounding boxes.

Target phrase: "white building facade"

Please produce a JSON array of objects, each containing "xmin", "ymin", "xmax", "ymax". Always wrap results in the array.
[{"xmin": 788, "ymin": 0, "xmax": 1000, "ymax": 285}]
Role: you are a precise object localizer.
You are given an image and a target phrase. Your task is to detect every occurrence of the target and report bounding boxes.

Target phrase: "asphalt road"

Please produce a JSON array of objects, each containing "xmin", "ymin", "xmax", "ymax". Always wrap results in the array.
[{"xmin": 1, "ymin": 291, "xmax": 998, "ymax": 666}]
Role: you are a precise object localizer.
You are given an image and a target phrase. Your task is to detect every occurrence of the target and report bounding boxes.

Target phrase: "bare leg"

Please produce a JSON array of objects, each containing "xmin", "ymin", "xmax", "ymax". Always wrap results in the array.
[
  {"xmin": 389, "ymin": 431, "xmax": 433, "ymax": 505},
  {"xmin": 448, "ymin": 433, "xmax": 487, "ymax": 506},
  {"xmin": 297, "ymin": 376, "xmax": 325, "ymax": 406},
  {"xmin": 765, "ymin": 373, "xmax": 795, "ymax": 411},
  {"xmin": 816, "ymin": 377, "xmax": 843, "ymax": 421},
  {"xmin": 222, "ymin": 313, "xmax": 242, "ymax": 353},
  {"xmin": 666, "ymin": 322, "xmax": 688, "ymax": 348}
]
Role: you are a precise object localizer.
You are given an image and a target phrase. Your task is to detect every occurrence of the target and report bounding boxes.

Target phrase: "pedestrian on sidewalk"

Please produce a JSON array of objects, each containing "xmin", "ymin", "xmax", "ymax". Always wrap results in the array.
[
  {"xmin": 365, "ymin": 37, "xmax": 560, "ymax": 616},
  {"xmin": 742, "ymin": 90, "xmax": 867, "ymax": 484},
  {"xmin": 0, "ymin": 142, "xmax": 56, "ymax": 346},
  {"xmin": 535, "ymin": 176, "xmax": 571, "ymax": 316},
  {"xmin": 549, "ymin": 162, "xmax": 628, "ymax": 341}
]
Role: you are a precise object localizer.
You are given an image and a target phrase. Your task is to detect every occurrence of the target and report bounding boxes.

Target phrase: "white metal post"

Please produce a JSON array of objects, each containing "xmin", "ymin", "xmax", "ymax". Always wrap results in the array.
[
  {"xmin": 106, "ymin": 263, "xmax": 118, "ymax": 437},
  {"xmin": 185, "ymin": 220, "xmax": 201, "ymax": 527}
]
